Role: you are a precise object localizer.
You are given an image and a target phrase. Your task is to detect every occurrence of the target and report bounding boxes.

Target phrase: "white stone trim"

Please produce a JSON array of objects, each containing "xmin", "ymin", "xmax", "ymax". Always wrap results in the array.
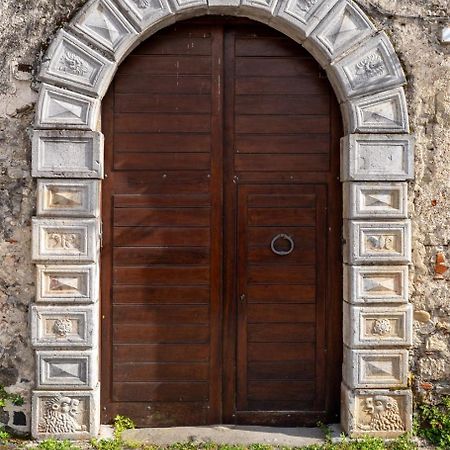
[{"xmin": 31, "ymin": 0, "xmax": 414, "ymax": 439}]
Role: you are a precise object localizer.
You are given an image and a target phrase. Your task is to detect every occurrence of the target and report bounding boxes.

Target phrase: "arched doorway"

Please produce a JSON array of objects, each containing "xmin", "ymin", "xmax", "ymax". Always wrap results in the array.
[{"xmin": 100, "ymin": 17, "xmax": 342, "ymax": 427}]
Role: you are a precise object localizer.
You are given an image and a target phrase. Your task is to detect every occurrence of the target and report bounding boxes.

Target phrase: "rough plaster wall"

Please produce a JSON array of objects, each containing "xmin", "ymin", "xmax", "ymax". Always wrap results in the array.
[{"xmin": 0, "ymin": 0, "xmax": 449, "ymax": 433}]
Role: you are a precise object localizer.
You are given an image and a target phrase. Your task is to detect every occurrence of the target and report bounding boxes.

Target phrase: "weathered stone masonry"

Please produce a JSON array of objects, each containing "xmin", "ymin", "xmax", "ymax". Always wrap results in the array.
[{"xmin": 0, "ymin": 0, "xmax": 449, "ymax": 441}]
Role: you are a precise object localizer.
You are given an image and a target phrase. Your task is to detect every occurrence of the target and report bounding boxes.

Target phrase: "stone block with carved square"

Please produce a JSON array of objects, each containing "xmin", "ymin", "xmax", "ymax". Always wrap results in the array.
[
  {"xmin": 341, "ymin": 134, "xmax": 414, "ymax": 181},
  {"xmin": 343, "ymin": 182, "xmax": 407, "ymax": 219},
  {"xmin": 32, "ymin": 218, "xmax": 98, "ymax": 262},
  {"xmin": 343, "ymin": 347, "xmax": 408, "ymax": 389},
  {"xmin": 344, "ymin": 220, "xmax": 411, "ymax": 265},
  {"xmin": 37, "ymin": 180, "xmax": 99, "ymax": 218},
  {"xmin": 36, "ymin": 350, "xmax": 97, "ymax": 389},
  {"xmin": 341, "ymin": 385, "xmax": 412, "ymax": 437},
  {"xmin": 35, "ymin": 84, "xmax": 100, "ymax": 130},
  {"xmin": 344, "ymin": 265, "xmax": 408, "ymax": 304},
  {"xmin": 32, "ymin": 130, "xmax": 104, "ymax": 179},
  {"xmin": 343, "ymin": 302, "xmax": 412, "ymax": 348},
  {"xmin": 32, "ymin": 388, "xmax": 99, "ymax": 439},
  {"xmin": 31, "ymin": 305, "xmax": 97, "ymax": 348},
  {"xmin": 36, "ymin": 265, "xmax": 98, "ymax": 303}
]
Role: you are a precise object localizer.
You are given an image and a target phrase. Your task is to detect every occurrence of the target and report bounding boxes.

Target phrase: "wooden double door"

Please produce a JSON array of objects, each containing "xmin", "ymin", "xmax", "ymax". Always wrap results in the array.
[{"xmin": 101, "ymin": 18, "xmax": 342, "ymax": 427}]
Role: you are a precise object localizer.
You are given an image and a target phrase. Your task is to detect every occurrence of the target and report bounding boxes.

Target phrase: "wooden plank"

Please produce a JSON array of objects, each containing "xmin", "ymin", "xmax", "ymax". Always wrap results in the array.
[
  {"xmin": 114, "ymin": 113, "xmax": 211, "ymax": 133},
  {"xmin": 235, "ymin": 37, "xmax": 309, "ymax": 57},
  {"xmin": 236, "ymin": 115, "xmax": 330, "ymax": 134},
  {"xmin": 236, "ymin": 77, "xmax": 328, "ymax": 95},
  {"xmin": 247, "ymin": 285, "xmax": 315, "ymax": 302},
  {"xmin": 113, "ymin": 305, "xmax": 209, "ymax": 324},
  {"xmin": 112, "ymin": 382, "xmax": 209, "ymax": 402},
  {"xmin": 115, "ymin": 95, "xmax": 212, "ymax": 114},
  {"xmin": 114, "ymin": 153, "xmax": 211, "ymax": 171},
  {"xmin": 247, "ymin": 207, "xmax": 316, "ymax": 226},
  {"xmin": 113, "ymin": 286, "xmax": 210, "ymax": 304},
  {"xmin": 248, "ymin": 343, "xmax": 315, "ymax": 361},
  {"xmin": 133, "ymin": 34, "xmax": 212, "ymax": 56},
  {"xmin": 114, "ymin": 133, "xmax": 211, "ymax": 153},
  {"xmin": 236, "ymin": 57, "xmax": 320, "ymax": 77},
  {"xmin": 248, "ymin": 361, "xmax": 315, "ymax": 380},
  {"xmin": 235, "ymin": 154, "xmax": 329, "ymax": 172},
  {"xmin": 114, "ymin": 208, "xmax": 211, "ymax": 226},
  {"xmin": 247, "ymin": 304, "xmax": 316, "ymax": 323},
  {"xmin": 113, "ymin": 363, "xmax": 209, "ymax": 381},
  {"xmin": 247, "ymin": 246, "xmax": 315, "ymax": 265},
  {"xmin": 114, "ymin": 194, "xmax": 211, "ymax": 208},
  {"xmin": 114, "ymin": 344, "xmax": 210, "ymax": 363},
  {"xmin": 248, "ymin": 227, "xmax": 315, "ymax": 247},
  {"xmin": 113, "ymin": 267, "xmax": 210, "ymax": 285},
  {"xmin": 118, "ymin": 56, "xmax": 212, "ymax": 75},
  {"xmin": 247, "ymin": 194, "xmax": 315, "ymax": 208},
  {"xmin": 235, "ymin": 134, "xmax": 330, "ymax": 154},
  {"xmin": 114, "ymin": 247, "xmax": 210, "ymax": 265},
  {"xmin": 247, "ymin": 266, "xmax": 315, "ymax": 284},
  {"xmin": 115, "ymin": 75, "xmax": 212, "ymax": 95},
  {"xmin": 248, "ymin": 323, "xmax": 316, "ymax": 343},
  {"xmin": 248, "ymin": 381, "xmax": 316, "ymax": 401},
  {"xmin": 113, "ymin": 324, "xmax": 210, "ymax": 343},
  {"xmin": 114, "ymin": 227, "xmax": 211, "ymax": 247}
]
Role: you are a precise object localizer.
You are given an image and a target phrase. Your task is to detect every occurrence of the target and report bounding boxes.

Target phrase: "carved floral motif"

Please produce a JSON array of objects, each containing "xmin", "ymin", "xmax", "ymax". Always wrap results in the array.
[
  {"xmin": 38, "ymin": 394, "xmax": 85, "ymax": 433},
  {"xmin": 59, "ymin": 51, "xmax": 89, "ymax": 77},
  {"xmin": 372, "ymin": 319, "xmax": 392, "ymax": 336},
  {"xmin": 366, "ymin": 235, "xmax": 395, "ymax": 251},
  {"xmin": 49, "ymin": 233, "xmax": 80, "ymax": 250},
  {"xmin": 53, "ymin": 319, "xmax": 73, "ymax": 337},
  {"xmin": 359, "ymin": 396, "xmax": 404, "ymax": 431},
  {"xmin": 296, "ymin": 0, "xmax": 318, "ymax": 12},
  {"xmin": 133, "ymin": 0, "xmax": 152, "ymax": 8},
  {"xmin": 355, "ymin": 52, "xmax": 386, "ymax": 82}
]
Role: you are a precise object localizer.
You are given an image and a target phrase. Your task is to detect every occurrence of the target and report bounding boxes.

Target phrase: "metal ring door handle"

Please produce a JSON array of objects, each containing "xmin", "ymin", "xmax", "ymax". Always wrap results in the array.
[{"xmin": 270, "ymin": 233, "xmax": 295, "ymax": 256}]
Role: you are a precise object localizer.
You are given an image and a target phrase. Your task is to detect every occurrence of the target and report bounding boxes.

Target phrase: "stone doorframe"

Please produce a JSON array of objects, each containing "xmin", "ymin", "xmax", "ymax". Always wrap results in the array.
[{"xmin": 30, "ymin": 0, "xmax": 414, "ymax": 440}]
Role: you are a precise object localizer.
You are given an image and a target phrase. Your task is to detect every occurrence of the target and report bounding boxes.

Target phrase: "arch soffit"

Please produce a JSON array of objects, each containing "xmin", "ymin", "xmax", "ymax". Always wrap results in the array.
[{"xmin": 30, "ymin": 0, "xmax": 414, "ymax": 440}]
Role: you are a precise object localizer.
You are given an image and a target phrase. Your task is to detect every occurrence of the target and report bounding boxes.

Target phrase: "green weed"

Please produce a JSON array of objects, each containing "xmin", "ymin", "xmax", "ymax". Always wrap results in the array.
[
  {"xmin": 37, "ymin": 438, "xmax": 81, "ymax": 450},
  {"xmin": 417, "ymin": 396, "xmax": 450, "ymax": 449}
]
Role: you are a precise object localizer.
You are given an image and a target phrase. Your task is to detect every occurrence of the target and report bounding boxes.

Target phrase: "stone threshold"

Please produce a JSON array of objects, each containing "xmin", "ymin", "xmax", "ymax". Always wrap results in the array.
[{"xmin": 115, "ymin": 424, "xmax": 342, "ymax": 447}]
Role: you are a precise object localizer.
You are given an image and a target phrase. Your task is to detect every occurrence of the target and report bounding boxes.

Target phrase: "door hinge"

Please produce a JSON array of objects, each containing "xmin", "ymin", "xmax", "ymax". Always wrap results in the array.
[{"xmin": 99, "ymin": 220, "xmax": 103, "ymax": 249}]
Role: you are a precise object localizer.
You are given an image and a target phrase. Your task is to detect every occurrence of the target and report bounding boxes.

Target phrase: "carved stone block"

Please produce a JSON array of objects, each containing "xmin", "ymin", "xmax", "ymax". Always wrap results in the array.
[
  {"xmin": 343, "ymin": 303, "xmax": 413, "ymax": 348},
  {"xmin": 304, "ymin": 0, "xmax": 375, "ymax": 65},
  {"xmin": 35, "ymin": 84, "xmax": 100, "ymax": 130},
  {"xmin": 31, "ymin": 305, "xmax": 97, "ymax": 348},
  {"xmin": 31, "ymin": 388, "xmax": 99, "ymax": 439},
  {"xmin": 344, "ymin": 88, "xmax": 409, "ymax": 134},
  {"xmin": 171, "ymin": 0, "xmax": 208, "ymax": 12},
  {"xmin": 329, "ymin": 32, "xmax": 406, "ymax": 100},
  {"xmin": 341, "ymin": 385, "xmax": 412, "ymax": 437},
  {"xmin": 114, "ymin": 0, "xmax": 173, "ymax": 32},
  {"xmin": 241, "ymin": 0, "xmax": 279, "ymax": 15},
  {"xmin": 71, "ymin": 0, "xmax": 138, "ymax": 60},
  {"xmin": 344, "ymin": 265, "xmax": 408, "ymax": 304},
  {"xmin": 36, "ymin": 265, "xmax": 98, "ymax": 303},
  {"xmin": 39, "ymin": 30, "xmax": 114, "ymax": 97},
  {"xmin": 344, "ymin": 220, "xmax": 411, "ymax": 264},
  {"xmin": 343, "ymin": 182, "xmax": 407, "ymax": 219},
  {"xmin": 37, "ymin": 180, "xmax": 100, "ymax": 218},
  {"xmin": 275, "ymin": 0, "xmax": 340, "ymax": 41},
  {"xmin": 341, "ymin": 134, "xmax": 414, "ymax": 181},
  {"xmin": 32, "ymin": 218, "xmax": 98, "ymax": 263},
  {"xmin": 36, "ymin": 351, "xmax": 97, "ymax": 389},
  {"xmin": 343, "ymin": 348, "xmax": 408, "ymax": 388},
  {"xmin": 32, "ymin": 130, "xmax": 104, "ymax": 179}
]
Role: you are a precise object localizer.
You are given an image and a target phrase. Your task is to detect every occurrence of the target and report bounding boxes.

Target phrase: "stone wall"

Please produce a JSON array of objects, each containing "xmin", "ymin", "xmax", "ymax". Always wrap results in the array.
[{"xmin": 0, "ymin": 0, "xmax": 448, "ymax": 436}]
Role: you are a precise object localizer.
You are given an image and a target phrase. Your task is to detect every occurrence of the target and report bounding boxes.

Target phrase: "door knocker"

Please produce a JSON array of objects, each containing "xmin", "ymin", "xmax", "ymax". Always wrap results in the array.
[{"xmin": 270, "ymin": 233, "xmax": 295, "ymax": 256}]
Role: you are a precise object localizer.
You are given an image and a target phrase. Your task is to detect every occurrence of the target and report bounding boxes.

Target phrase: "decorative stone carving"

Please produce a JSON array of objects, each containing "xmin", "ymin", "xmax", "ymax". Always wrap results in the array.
[
  {"xmin": 36, "ymin": 265, "xmax": 98, "ymax": 303},
  {"xmin": 344, "ymin": 88, "xmax": 409, "ymax": 134},
  {"xmin": 275, "ymin": 0, "xmax": 340, "ymax": 40},
  {"xmin": 343, "ymin": 348, "xmax": 408, "ymax": 388},
  {"xmin": 343, "ymin": 182, "xmax": 407, "ymax": 219},
  {"xmin": 32, "ymin": 218, "xmax": 98, "ymax": 262},
  {"xmin": 329, "ymin": 32, "xmax": 406, "ymax": 100},
  {"xmin": 36, "ymin": 351, "xmax": 97, "ymax": 388},
  {"xmin": 171, "ymin": 0, "xmax": 208, "ymax": 12},
  {"xmin": 344, "ymin": 220, "xmax": 411, "ymax": 264},
  {"xmin": 343, "ymin": 303, "xmax": 413, "ymax": 348},
  {"xmin": 241, "ymin": 0, "xmax": 279, "ymax": 14},
  {"xmin": 341, "ymin": 134, "xmax": 414, "ymax": 181},
  {"xmin": 304, "ymin": 0, "xmax": 375, "ymax": 65},
  {"xmin": 71, "ymin": 0, "xmax": 138, "ymax": 59},
  {"xmin": 114, "ymin": 0, "xmax": 173, "ymax": 32},
  {"xmin": 37, "ymin": 180, "xmax": 100, "ymax": 218},
  {"xmin": 35, "ymin": 84, "xmax": 100, "ymax": 130},
  {"xmin": 39, "ymin": 31, "xmax": 114, "ymax": 97},
  {"xmin": 32, "ymin": 130, "xmax": 104, "ymax": 179},
  {"xmin": 32, "ymin": 389, "xmax": 99, "ymax": 439},
  {"xmin": 31, "ymin": 305, "xmax": 96, "ymax": 348},
  {"xmin": 344, "ymin": 265, "xmax": 408, "ymax": 304},
  {"xmin": 341, "ymin": 386, "xmax": 412, "ymax": 437}
]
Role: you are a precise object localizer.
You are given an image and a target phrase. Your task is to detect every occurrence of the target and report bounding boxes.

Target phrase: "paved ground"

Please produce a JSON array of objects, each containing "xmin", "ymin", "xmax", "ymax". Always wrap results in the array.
[{"xmin": 121, "ymin": 425, "xmax": 342, "ymax": 447}]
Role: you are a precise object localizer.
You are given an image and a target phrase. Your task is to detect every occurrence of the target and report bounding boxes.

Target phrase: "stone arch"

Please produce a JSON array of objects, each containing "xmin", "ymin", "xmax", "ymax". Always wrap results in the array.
[{"xmin": 30, "ymin": 0, "xmax": 414, "ymax": 440}]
